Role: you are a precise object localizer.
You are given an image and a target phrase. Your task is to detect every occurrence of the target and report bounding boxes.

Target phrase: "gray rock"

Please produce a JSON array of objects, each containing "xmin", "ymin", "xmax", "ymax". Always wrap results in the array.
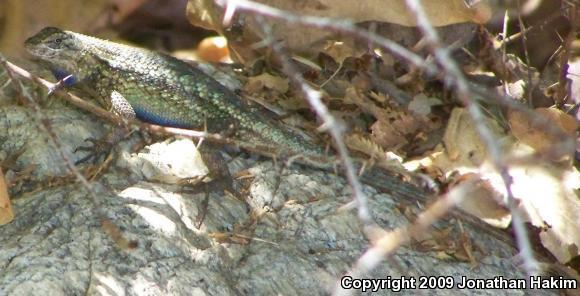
[{"xmin": 0, "ymin": 70, "xmax": 560, "ymax": 296}]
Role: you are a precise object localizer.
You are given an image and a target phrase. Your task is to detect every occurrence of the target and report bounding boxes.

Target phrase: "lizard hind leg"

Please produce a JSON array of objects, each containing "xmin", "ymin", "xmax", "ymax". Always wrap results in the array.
[
  {"xmin": 197, "ymin": 143, "xmax": 236, "ymax": 196},
  {"xmin": 73, "ymin": 127, "xmax": 128, "ymax": 165},
  {"xmin": 185, "ymin": 142, "xmax": 249, "ymax": 228}
]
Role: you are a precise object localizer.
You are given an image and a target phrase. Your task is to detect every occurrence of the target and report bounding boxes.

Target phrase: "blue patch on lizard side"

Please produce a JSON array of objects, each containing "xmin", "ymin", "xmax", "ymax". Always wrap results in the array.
[
  {"xmin": 51, "ymin": 68, "xmax": 77, "ymax": 86},
  {"xmin": 133, "ymin": 106, "xmax": 192, "ymax": 129}
]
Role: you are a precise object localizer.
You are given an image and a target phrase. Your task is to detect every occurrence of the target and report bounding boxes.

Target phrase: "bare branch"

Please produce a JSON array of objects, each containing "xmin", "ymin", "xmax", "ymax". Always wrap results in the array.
[
  {"xmin": 214, "ymin": 0, "xmax": 438, "ymax": 76},
  {"xmin": 403, "ymin": 0, "xmax": 539, "ymax": 277},
  {"xmin": 334, "ymin": 180, "xmax": 470, "ymax": 295},
  {"xmin": 0, "ymin": 55, "xmax": 138, "ymax": 251},
  {"xmin": 251, "ymin": 16, "xmax": 375, "ymax": 228}
]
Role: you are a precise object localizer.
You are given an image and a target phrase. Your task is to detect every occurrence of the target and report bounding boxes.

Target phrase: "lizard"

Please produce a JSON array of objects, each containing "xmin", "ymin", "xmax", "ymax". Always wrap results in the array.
[{"xmin": 24, "ymin": 26, "xmax": 427, "ymax": 200}]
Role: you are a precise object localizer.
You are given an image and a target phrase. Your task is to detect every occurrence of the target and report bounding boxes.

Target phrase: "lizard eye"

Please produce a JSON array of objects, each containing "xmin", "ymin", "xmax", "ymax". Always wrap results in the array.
[{"xmin": 47, "ymin": 37, "xmax": 64, "ymax": 49}]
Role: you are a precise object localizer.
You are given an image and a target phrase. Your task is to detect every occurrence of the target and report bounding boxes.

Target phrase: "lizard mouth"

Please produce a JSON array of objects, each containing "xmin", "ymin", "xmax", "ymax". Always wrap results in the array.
[{"xmin": 24, "ymin": 44, "xmax": 57, "ymax": 60}]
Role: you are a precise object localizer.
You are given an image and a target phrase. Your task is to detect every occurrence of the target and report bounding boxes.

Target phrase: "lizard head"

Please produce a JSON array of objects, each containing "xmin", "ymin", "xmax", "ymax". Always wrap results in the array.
[{"xmin": 25, "ymin": 27, "xmax": 84, "ymax": 78}]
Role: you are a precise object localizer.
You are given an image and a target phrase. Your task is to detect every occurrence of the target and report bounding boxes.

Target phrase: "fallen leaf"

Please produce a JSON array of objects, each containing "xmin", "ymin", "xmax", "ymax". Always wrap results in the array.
[
  {"xmin": 246, "ymin": 73, "xmax": 289, "ymax": 93},
  {"xmin": 441, "ymin": 107, "xmax": 504, "ymax": 167},
  {"xmin": 323, "ymin": 41, "xmax": 357, "ymax": 64},
  {"xmin": 0, "ymin": 168, "xmax": 13, "ymax": 225},
  {"xmin": 508, "ymin": 107, "xmax": 577, "ymax": 161},
  {"xmin": 186, "ymin": 0, "xmax": 491, "ymax": 61},
  {"xmin": 423, "ymin": 109, "xmax": 580, "ymax": 264},
  {"xmin": 408, "ymin": 93, "xmax": 442, "ymax": 116},
  {"xmin": 344, "ymin": 88, "xmax": 430, "ymax": 151},
  {"xmin": 499, "ymin": 149, "xmax": 580, "ymax": 263},
  {"xmin": 187, "ymin": 0, "xmax": 491, "ymax": 32},
  {"xmin": 345, "ymin": 134, "xmax": 406, "ymax": 171},
  {"xmin": 451, "ymin": 173, "xmax": 511, "ymax": 228},
  {"xmin": 415, "ymin": 108, "xmax": 514, "ymax": 228},
  {"xmin": 370, "ymin": 115, "xmax": 420, "ymax": 150}
]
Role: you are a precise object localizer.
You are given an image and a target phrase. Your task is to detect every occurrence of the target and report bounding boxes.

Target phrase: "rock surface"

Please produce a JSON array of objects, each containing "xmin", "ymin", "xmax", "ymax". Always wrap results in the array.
[{"xmin": 0, "ymin": 70, "xmax": 560, "ymax": 296}]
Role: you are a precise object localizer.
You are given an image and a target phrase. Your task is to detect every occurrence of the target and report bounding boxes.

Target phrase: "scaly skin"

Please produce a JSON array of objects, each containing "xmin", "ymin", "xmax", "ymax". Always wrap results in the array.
[
  {"xmin": 24, "ymin": 27, "xmax": 324, "ymax": 158},
  {"xmin": 25, "ymin": 27, "xmax": 427, "ymax": 200}
]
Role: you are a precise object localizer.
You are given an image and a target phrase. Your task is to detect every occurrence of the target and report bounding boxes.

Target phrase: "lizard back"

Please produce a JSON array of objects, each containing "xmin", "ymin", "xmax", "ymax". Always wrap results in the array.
[{"xmin": 25, "ymin": 27, "xmax": 325, "ymax": 158}]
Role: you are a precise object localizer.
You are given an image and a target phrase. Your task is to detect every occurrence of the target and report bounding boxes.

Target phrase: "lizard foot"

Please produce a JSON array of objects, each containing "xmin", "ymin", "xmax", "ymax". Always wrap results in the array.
[
  {"xmin": 74, "ymin": 137, "xmax": 114, "ymax": 165},
  {"xmin": 74, "ymin": 126, "xmax": 130, "ymax": 165}
]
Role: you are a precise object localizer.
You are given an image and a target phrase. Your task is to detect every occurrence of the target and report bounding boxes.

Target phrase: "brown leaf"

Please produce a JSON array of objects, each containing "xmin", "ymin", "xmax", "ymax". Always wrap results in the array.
[
  {"xmin": 186, "ymin": 0, "xmax": 491, "ymax": 62},
  {"xmin": 370, "ymin": 115, "xmax": 417, "ymax": 150},
  {"xmin": 346, "ymin": 134, "xmax": 387, "ymax": 159},
  {"xmin": 345, "ymin": 134, "xmax": 407, "ymax": 171},
  {"xmin": 508, "ymin": 161, "xmax": 580, "ymax": 264},
  {"xmin": 509, "ymin": 107, "xmax": 577, "ymax": 161},
  {"xmin": 345, "ymin": 88, "xmax": 428, "ymax": 151},
  {"xmin": 0, "ymin": 168, "xmax": 14, "ymax": 225},
  {"xmin": 451, "ymin": 173, "xmax": 511, "ymax": 228},
  {"xmin": 441, "ymin": 108, "xmax": 504, "ymax": 166},
  {"xmin": 245, "ymin": 73, "xmax": 289, "ymax": 94},
  {"xmin": 408, "ymin": 93, "xmax": 442, "ymax": 116}
]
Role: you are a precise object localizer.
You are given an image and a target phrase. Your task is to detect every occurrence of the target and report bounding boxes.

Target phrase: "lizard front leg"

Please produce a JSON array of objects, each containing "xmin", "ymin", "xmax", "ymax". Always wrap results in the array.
[{"xmin": 75, "ymin": 90, "xmax": 135, "ymax": 164}]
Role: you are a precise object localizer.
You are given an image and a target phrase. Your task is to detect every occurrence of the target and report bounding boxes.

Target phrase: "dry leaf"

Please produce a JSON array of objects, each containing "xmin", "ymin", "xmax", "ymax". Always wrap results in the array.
[
  {"xmin": 345, "ymin": 88, "xmax": 429, "ymax": 150},
  {"xmin": 413, "ymin": 108, "xmax": 507, "ymax": 175},
  {"xmin": 187, "ymin": 0, "xmax": 491, "ymax": 32},
  {"xmin": 346, "ymin": 133, "xmax": 388, "ymax": 159},
  {"xmin": 422, "ymin": 108, "xmax": 579, "ymax": 264},
  {"xmin": 209, "ymin": 232, "xmax": 233, "ymax": 244},
  {"xmin": 415, "ymin": 108, "xmax": 513, "ymax": 228},
  {"xmin": 441, "ymin": 108, "xmax": 504, "ymax": 167},
  {"xmin": 370, "ymin": 115, "xmax": 421, "ymax": 150},
  {"xmin": 323, "ymin": 41, "xmax": 357, "ymax": 64},
  {"xmin": 433, "ymin": 251, "xmax": 454, "ymax": 260},
  {"xmin": 345, "ymin": 134, "xmax": 406, "ymax": 171},
  {"xmin": 246, "ymin": 73, "xmax": 289, "ymax": 93},
  {"xmin": 451, "ymin": 174, "xmax": 511, "ymax": 228},
  {"xmin": 408, "ymin": 93, "xmax": 442, "ymax": 116},
  {"xmin": 500, "ymin": 150, "xmax": 580, "ymax": 263},
  {"xmin": 186, "ymin": 0, "xmax": 491, "ymax": 61},
  {"xmin": 0, "ymin": 168, "xmax": 14, "ymax": 225},
  {"xmin": 508, "ymin": 107, "xmax": 577, "ymax": 161}
]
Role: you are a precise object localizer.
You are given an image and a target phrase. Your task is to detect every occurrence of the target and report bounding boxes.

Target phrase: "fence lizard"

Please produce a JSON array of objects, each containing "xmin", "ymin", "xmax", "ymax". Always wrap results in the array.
[{"xmin": 24, "ymin": 27, "xmax": 427, "ymax": 199}]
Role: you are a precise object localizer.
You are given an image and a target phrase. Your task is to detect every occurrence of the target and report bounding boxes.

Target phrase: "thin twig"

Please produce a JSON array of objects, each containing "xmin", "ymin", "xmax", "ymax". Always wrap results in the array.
[
  {"xmin": 500, "ymin": 11, "xmax": 563, "ymax": 46},
  {"xmin": 556, "ymin": 1, "xmax": 577, "ymax": 105},
  {"xmin": 404, "ymin": 0, "xmax": 539, "ymax": 277},
  {"xmin": 2, "ymin": 60, "xmax": 121, "ymax": 124},
  {"xmin": 214, "ymin": 0, "xmax": 438, "ymax": 76},
  {"xmin": 1, "ymin": 57, "xmax": 99, "ymax": 200},
  {"xmin": 2, "ymin": 60, "xmax": 246, "ymax": 147},
  {"xmin": 501, "ymin": 10, "xmax": 510, "ymax": 96},
  {"xmin": 0, "ymin": 55, "xmax": 117, "ymax": 270},
  {"xmin": 251, "ymin": 15, "xmax": 375, "ymax": 229},
  {"xmin": 334, "ymin": 180, "xmax": 470, "ymax": 295},
  {"xmin": 516, "ymin": 0, "xmax": 535, "ymax": 106},
  {"xmin": 215, "ymin": 0, "xmax": 573, "ymax": 158}
]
